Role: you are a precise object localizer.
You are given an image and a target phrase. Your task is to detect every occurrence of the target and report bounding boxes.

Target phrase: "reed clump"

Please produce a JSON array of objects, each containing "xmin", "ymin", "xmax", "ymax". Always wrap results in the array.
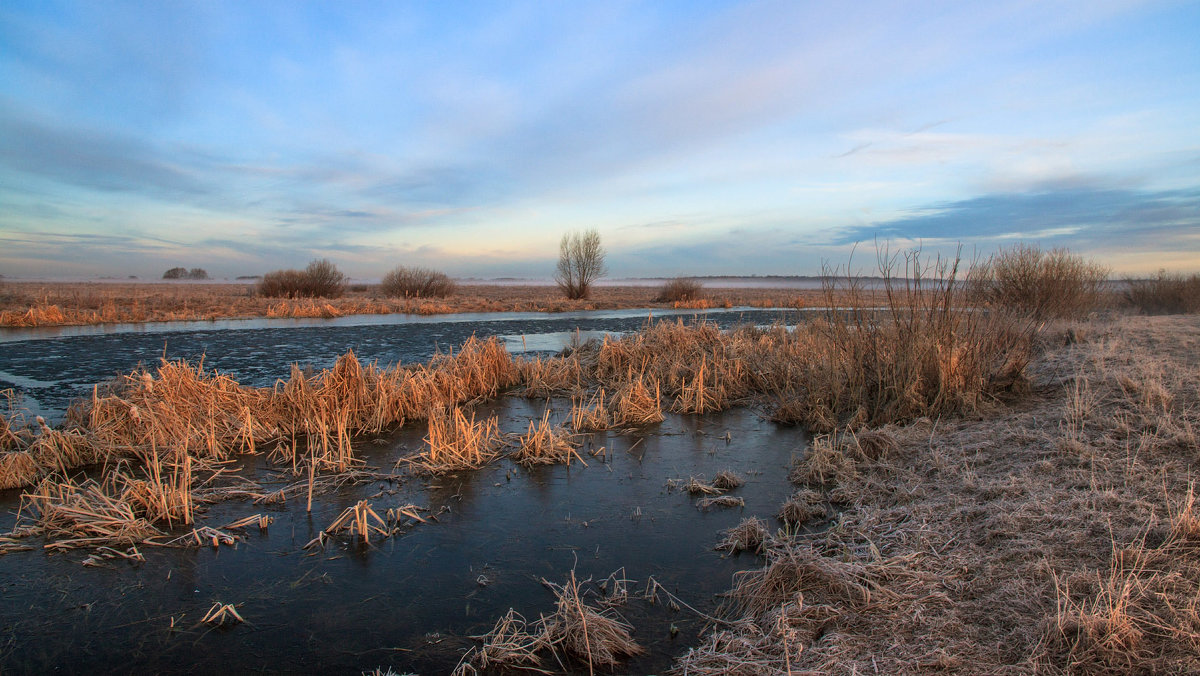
[
  {"xmin": 717, "ymin": 517, "xmax": 770, "ymax": 554},
  {"xmin": 0, "ymin": 336, "xmax": 519, "ymax": 490},
  {"xmin": 541, "ymin": 570, "xmax": 645, "ymax": 668},
  {"xmin": 511, "ymin": 411, "xmax": 583, "ymax": 466},
  {"xmin": 413, "ymin": 407, "xmax": 501, "ymax": 473}
]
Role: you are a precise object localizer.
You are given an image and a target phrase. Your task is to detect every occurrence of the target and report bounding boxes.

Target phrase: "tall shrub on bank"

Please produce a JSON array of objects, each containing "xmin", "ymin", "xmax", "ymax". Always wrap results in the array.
[
  {"xmin": 258, "ymin": 259, "xmax": 346, "ymax": 298},
  {"xmin": 380, "ymin": 266, "xmax": 456, "ymax": 298},
  {"xmin": 969, "ymin": 244, "xmax": 1108, "ymax": 320},
  {"xmin": 555, "ymin": 229, "xmax": 606, "ymax": 300}
]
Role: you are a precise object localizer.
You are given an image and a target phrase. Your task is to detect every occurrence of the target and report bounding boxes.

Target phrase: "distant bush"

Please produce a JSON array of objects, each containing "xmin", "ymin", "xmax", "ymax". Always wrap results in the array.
[
  {"xmin": 655, "ymin": 277, "xmax": 703, "ymax": 302},
  {"xmin": 969, "ymin": 244, "xmax": 1108, "ymax": 320},
  {"xmin": 258, "ymin": 259, "xmax": 346, "ymax": 298},
  {"xmin": 163, "ymin": 267, "xmax": 209, "ymax": 280},
  {"xmin": 380, "ymin": 266, "xmax": 456, "ymax": 298},
  {"xmin": 1125, "ymin": 270, "xmax": 1200, "ymax": 314}
]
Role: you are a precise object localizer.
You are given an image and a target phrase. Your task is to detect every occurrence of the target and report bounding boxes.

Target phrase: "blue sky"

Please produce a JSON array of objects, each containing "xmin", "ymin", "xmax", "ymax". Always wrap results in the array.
[{"xmin": 1, "ymin": 0, "xmax": 1197, "ymax": 279}]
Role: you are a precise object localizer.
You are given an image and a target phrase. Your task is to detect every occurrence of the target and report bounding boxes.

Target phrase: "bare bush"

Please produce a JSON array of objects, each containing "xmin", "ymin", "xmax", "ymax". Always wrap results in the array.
[
  {"xmin": 1125, "ymin": 270, "xmax": 1200, "ymax": 315},
  {"xmin": 380, "ymin": 266, "xmax": 456, "ymax": 298},
  {"xmin": 555, "ymin": 229, "xmax": 606, "ymax": 300},
  {"xmin": 163, "ymin": 267, "xmax": 208, "ymax": 280},
  {"xmin": 258, "ymin": 259, "xmax": 346, "ymax": 298},
  {"xmin": 969, "ymin": 244, "xmax": 1108, "ymax": 319},
  {"xmin": 655, "ymin": 277, "xmax": 703, "ymax": 302}
]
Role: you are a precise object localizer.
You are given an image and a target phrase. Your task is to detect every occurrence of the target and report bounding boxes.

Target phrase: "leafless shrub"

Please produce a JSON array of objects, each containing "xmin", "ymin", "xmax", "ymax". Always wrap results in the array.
[
  {"xmin": 380, "ymin": 266, "xmax": 456, "ymax": 298},
  {"xmin": 258, "ymin": 259, "xmax": 346, "ymax": 298},
  {"xmin": 970, "ymin": 244, "xmax": 1108, "ymax": 319},
  {"xmin": 555, "ymin": 229, "xmax": 607, "ymax": 300},
  {"xmin": 1125, "ymin": 270, "xmax": 1200, "ymax": 315},
  {"xmin": 656, "ymin": 277, "xmax": 704, "ymax": 302}
]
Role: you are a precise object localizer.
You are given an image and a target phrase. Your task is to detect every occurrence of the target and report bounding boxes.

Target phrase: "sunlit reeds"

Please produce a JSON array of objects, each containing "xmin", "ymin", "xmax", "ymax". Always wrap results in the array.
[
  {"xmin": 411, "ymin": 407, "xmax": 501, "ymax": 473},
  {"xmin": 511, "ymin": 411, "xmax": 584, "ymax": 466}
]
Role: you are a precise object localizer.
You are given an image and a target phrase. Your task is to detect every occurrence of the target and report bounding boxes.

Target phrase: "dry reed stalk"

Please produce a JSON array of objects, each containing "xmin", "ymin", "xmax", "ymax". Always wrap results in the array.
[
  {"xmin": 201, "ymin": 601, "xmax": 245, "ymax": 627},
  {"xmin": 0, "ymin": 451, "xmax": 39, "ymax": 490},
  {"xmin": 697, "ymin": 495, "xmax": 744, "ymax": 510},
  {"xmin": 163, "ymin": 526, "xmax": 240, "ymax": 548},
  {"xmin": 81, "ymin": 545, "xmax": 144, "ymax": 567},
  {"xmin": 541, "ymin": 570, "xmax": 644, "ymax": 669},
  {"xmin": 222, "ymin": 514, "xmax": 273, "ymax": 531},
  {"xmin": 680, "ymin": 477, "xmax": 721, "ymax": 495},
  {"xmin": 306, "ymin": 500, "xmax": 391, "ymax": 547},
  {"xmin": 717, "ymin": 517, "xmax": 770, "ymax": 554},
  {"xmin": 511, "ymin": 411, "xmax": 584, "ymax": 467}
]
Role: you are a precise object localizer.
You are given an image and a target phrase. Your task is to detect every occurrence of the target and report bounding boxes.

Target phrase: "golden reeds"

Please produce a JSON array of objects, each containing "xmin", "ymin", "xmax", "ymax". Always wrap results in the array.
[
  {"xmin": 541, "ymin": 570, "xmax": 645, "ymax": 669},
  {"xmin": 511, "ymin": 411, "xmax": 584, "ymax": 466},
  {"xmin": 411, "ymin": 407, "xmax": 501, "ymax": 473}
]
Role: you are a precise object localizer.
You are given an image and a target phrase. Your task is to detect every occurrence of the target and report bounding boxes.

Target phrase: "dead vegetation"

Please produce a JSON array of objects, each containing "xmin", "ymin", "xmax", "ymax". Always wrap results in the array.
[
  {"xmin": 511, "ymin": 410, "xmax": 584, "ymax": 466},
  {"xmin": 679, "ymin": 314, "xmax": 1200, "ymax": 674},
  {"xmin": 0, "ymin": 280, "xmax": 846, "ymax": 328},
  {"xmin": 456, "ymin": 570, "xmax": 644, "ymax": 675}
]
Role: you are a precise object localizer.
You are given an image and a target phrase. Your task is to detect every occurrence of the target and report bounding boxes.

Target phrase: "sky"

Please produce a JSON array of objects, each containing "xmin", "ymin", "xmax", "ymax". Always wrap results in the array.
[{"xmin": 1, "ymin": 0, "xmax": 1198, "ymax": 280}]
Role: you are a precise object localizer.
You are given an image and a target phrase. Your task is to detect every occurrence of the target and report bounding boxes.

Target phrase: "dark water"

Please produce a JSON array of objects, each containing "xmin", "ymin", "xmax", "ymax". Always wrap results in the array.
[
  {"xmin": 0, "ymin": 400, "xmax": 805, "ymax": 675},
  {"xmin": 0, "ymin": 307, "xmax": 807, "ymax": 421},
  {"xmin": 0, "ymin": 309, "xmax": 813, "ymax": 674}
]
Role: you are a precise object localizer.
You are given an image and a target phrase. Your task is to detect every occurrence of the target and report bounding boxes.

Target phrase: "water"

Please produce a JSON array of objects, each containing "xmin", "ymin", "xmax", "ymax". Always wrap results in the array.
[
  {"xmin": 0, "ymin": 308, "xmax": 814, "ymax": 674},
  {"xmin": 0, "ymin": 400, "xmax": 806, "ymax": 674}
]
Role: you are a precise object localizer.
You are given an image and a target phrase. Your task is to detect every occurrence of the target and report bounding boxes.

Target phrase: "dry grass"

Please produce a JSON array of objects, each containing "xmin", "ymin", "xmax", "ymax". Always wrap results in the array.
[
  {"xmin": 540, "ymin": 570, "xmax": 645, "ymax": 669},
  {"xmin": 712, "ymin": 469, "xmax": 744, "ymax": 491},
  {"xmin": 0, "ymin": 280, "xmax": 844, "ymax": 327},
  {"xmin": 717, "ymin": 517, "xmax": 770, "ymax": 554},
  {"xmin": 458, "ymin": 571, "xmax": 644, "ymax": 674},
  {"xmin": 697, "ymin": 495, "xmax": 745, "ymax": 510},
  {"xmin": 511, "ymin": 410, "xmax": 584, "ymax": 466},
  {"xmin": 680, "ymin": 314, "xmax": 1200, "ymax": 674}
]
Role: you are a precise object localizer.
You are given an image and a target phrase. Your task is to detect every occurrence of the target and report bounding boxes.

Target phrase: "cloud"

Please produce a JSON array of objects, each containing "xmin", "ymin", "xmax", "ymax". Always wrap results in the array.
[
  {"xmin": 835, "ymin": 186, "xmax": 1200, "ymax": 252},
  {"xmin": 0, "ymin": 107, "xmax": 210, "ymax": 198}
]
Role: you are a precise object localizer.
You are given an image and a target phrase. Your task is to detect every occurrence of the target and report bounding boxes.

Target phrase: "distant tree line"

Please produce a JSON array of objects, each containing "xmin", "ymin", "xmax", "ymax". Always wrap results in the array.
[{"xmin": 163, "ymin": 267, "xmax": 209, "ymax": 280}]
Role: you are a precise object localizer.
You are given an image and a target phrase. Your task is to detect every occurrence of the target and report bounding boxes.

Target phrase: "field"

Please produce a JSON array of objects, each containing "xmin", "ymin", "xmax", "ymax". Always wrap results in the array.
[
  {"xmin": 0, "ymin": 280, "xmax": 842, "ymax": 327},
  {"xmin": 1, "ymin": 263, "xmax": 1199, "ymax": 673}
]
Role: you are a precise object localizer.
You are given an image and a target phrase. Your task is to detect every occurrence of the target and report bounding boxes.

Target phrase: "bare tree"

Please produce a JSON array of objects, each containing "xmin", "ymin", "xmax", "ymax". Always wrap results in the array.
[{"xmin": 555, "ymin": 229, "xmax": 607, "ymax": 300}]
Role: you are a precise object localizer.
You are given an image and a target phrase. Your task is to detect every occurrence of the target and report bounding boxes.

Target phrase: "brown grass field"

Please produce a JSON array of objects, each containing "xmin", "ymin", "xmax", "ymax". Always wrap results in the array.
[
  {"xmin": 0, "ymin": 280, "xmax": 843, "ymax": 327},
  {"xmin": 3, "ymin": 257, "xmax": 1200, "ymax": 672}
]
